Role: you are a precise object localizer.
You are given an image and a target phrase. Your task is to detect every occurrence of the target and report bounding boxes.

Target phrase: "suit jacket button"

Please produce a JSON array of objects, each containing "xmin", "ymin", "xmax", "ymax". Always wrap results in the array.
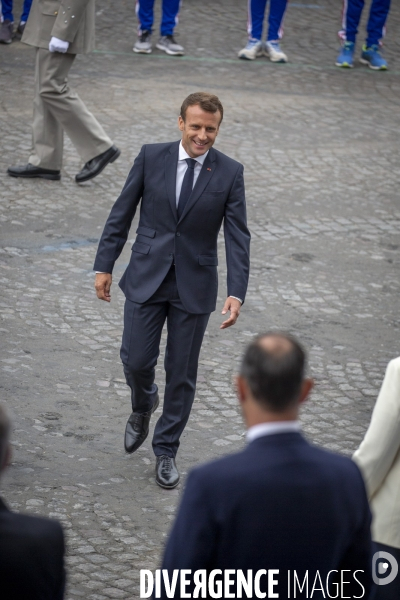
[
  {"xmin": 54, "ymin": 10, "xmax": 58, "ymax": 14},
  {"xmin": 176, "ymin": 232, "xmax": 180, "ymax": 237}
]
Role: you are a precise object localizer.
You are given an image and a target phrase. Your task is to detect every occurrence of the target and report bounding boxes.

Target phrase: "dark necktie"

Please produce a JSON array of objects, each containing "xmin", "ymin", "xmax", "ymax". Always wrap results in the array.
[{"xmin": 177, "ymin": 158, "xmax": 197, "ymax": 219}]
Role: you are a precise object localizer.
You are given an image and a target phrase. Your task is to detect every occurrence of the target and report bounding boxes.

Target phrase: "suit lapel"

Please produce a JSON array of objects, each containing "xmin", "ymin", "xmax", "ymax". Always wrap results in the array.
[
  {"xmin": 165, "ymin": 142, "xmax": 180, "ymax": 221},
  {"xmin": 178, "ymin": 148, "xmax": 217, "ymax": 224}
]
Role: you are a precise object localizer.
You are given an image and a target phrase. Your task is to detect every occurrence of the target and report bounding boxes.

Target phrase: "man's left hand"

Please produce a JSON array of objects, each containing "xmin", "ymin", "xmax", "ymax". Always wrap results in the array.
[{"xmin": 220, "ymin": 297, "xmax": 241, "ymax": 329}]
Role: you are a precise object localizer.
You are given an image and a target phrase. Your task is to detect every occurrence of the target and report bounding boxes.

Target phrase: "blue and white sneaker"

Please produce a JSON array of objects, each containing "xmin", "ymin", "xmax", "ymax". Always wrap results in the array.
[
  {"xmin": 238, "ymin": 38, "xmax": 263, "ymax": 60},
  {"xmin": 360, "ymin": 45, "xmax": 388, "ymax": 70},
  {"xmin": 335, "ymin": 42, "xmax": 355, "ymax": 68},
  {"xmin": 265, "ymin": 40, "xmax": 287, "ymax": 63}
]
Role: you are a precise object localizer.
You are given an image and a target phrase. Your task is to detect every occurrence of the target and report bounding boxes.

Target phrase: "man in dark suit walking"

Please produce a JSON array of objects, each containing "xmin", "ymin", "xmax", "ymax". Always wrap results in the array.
[
  {"xmin": 0, "ymin": 405, "xmax": 66, "ymax": 600},
  {"xmin": 159, "ymin": 333, "xmax": 373, "ymax": 598},
  {"xmin": 94, "ymin": 92, "xmax": 250, "ymax": 489}
]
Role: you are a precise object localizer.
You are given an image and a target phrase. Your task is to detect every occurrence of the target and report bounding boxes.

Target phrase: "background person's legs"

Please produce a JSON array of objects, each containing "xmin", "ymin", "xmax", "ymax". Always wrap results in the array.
[
  {"xmin": 238, "ymin": 0, "xmax": 267, "ymax": 59},
  {"xmin": 0, "ymin": 0, "xmax": 14, "ymax": 43},
  {"xmin": 1, "ymin": 0, "xmax": 13, "ymax": 22},
  {"xmin": 29, "ymin": 49, "xmax": 64, "ymax": 170},
  {"xmin": 160, "ymin": 0, "xmax": 180, "ymax": 36},
  {"xmin": 20, "ymin": 0, "xmax": 32, "ymax": 23},
  {"xmin": 266, "ymin": 0, "xmax": 287, "ymax": 41},
  {"xmin": 136, "ymin": 0, "xmax": 155, "ymax": 33},
  {"xmin": 247, "ymin": 0, "xmax": 268, "ymax": 40},
  {"xmin": 29, "ymin": 49, "xmax": 113, "ymax": 168},
  {"xmin": 366, "ymin": 0, "xmax": 391, "ymax": 46},
  {"xmin": 339, "ymin": 0, "xmax": 365, "ymax": 43}
]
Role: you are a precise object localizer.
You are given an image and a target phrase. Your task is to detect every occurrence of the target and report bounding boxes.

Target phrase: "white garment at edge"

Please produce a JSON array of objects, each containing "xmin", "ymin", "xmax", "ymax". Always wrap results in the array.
[{"xmin": 353, "ymin": 357, "xmax": 400, "ymax": 549}]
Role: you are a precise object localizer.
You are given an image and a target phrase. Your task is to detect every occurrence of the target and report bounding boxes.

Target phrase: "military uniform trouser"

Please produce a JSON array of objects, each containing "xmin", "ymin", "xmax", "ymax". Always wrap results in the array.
[{"xmin": 29, "ymin": 48, "xmax": 113, "ymax": 170}]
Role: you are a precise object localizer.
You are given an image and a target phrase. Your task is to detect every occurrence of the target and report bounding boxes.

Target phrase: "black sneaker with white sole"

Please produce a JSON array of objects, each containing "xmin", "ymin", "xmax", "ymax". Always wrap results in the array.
[{"xmin": 133, "ymin": 30, "xmax": 152, "ymax": 54}]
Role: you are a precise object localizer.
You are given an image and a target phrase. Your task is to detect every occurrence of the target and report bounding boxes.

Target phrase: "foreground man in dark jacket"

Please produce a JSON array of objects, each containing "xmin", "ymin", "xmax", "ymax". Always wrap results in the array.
[{"xmin": 0, "ymin": 405, "xmax": 66, "ymax": 600}]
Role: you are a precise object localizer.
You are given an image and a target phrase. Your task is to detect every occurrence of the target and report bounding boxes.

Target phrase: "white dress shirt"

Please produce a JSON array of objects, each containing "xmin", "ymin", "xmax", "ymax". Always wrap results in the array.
[
  {"xmin": 246, "ymin": 421, "xmax": 300, "ymax": 444},
  {"xmin": 175, "ymin": 141, "xmax": 208, "ymax": 207}
]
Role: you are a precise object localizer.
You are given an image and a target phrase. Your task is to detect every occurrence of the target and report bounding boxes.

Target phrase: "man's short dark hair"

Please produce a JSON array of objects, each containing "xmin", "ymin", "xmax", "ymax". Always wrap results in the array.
[
  {"xmin": 0, "ymin": 405, "xmax": 10, "ymax": 468},
  {"xmin": 240, "ymin": 333, "xmax": 306, "ymax": 412},
  {"xmin": 180, "ymin": 92, "xmax": 224, "ymax": 124}
]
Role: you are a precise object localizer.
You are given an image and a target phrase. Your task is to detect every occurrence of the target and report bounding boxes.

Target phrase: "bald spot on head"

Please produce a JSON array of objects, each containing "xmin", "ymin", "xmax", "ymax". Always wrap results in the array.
[
  {"xmin": 239, "ymin": 332, "xmax": 306, "ymax": 412},
  {"xmin": 257, "ymin": 334, "xmax": 294, "ymax": 357}
]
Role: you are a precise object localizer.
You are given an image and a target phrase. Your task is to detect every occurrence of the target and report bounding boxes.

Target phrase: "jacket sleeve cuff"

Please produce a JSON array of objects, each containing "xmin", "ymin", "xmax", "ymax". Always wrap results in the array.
[{"xmin": 93, "ymin": 260, "xmax": 115, "ymax": 274}]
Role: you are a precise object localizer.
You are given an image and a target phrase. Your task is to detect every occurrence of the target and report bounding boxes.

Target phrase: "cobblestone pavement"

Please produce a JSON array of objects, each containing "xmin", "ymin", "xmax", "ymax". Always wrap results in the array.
[{"xmin": 1, "ymin": 0, "xmax": 400, "ymax": 597}]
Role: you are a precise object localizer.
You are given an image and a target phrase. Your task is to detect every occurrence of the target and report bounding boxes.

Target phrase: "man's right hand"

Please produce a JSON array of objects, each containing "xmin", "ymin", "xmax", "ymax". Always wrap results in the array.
[{"xmin": 95, "ymin": 273, "xmax": 112, "ymax": 302}]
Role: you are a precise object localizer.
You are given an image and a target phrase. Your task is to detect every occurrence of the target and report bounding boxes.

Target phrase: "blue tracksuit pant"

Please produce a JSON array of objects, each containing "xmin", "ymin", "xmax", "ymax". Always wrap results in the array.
[
  {"xmin": 136, "ymin": 0, "xmax": 181, "ymax": 36},
  {"xmin": 247, "ymin": 0, "xmax": 288, "ymax": 42},
  {"xmin": 340, "ymin": 0, "xmax": 391, "ymax": 46},
  {"xmin": 1, "ymin": 0, "xmax": 32, "ymax": 23}
]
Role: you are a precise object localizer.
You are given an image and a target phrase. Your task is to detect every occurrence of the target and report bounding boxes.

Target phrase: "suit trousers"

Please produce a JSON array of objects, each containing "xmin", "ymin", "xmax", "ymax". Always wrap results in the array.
[
  {"xmin": 29, "ymin": 48, "xmax": 113, "ymax": 170},
  {"xmin": 120, "ymin": 266, "xmax": 210, "ymax": 458}
]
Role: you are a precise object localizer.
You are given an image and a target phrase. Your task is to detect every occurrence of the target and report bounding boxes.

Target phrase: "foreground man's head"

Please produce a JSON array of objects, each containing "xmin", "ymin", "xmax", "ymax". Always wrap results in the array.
[{"xmin": 237, "ymin": 332, "xmax": 314, "ymax": 426}]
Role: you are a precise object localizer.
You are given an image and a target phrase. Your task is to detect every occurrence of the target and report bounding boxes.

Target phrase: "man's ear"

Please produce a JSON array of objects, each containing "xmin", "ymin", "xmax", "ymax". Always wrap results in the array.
[
  {"xmin": 299, "ymin": 378, "xmax": 314, "ymax": 404},
  {"xmin": 0, "ymin": 443, "xmax": 12, "ymax": 474},
  {"xmin": 236, "ymin": 375, "xmax": 248, "ymax": 405},
  {"xmin": 178, "ymin": 116, "xmax": 184, "ymax": 132}
]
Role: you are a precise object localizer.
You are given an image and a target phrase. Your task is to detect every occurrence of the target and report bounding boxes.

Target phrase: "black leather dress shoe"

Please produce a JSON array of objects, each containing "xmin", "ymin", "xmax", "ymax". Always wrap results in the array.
[
  {"xmin": 7, "ymin": 163, "xmax": 61, "ymax": 180},
  {"xmin": 124, "ymin": 394, "xmax": 159, "ymax": 453},
  {"xmin": 75, "ymin": 145, "xmax": 120, "ymax": 183},
  {"xmin": 155, "ymin": 455, "xmax": 180, "ymax": 489}
]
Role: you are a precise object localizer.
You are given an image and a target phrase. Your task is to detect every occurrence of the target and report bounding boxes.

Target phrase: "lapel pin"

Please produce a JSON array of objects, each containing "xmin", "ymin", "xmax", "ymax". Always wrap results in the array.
[{"xmin": 207, "ymin": 168, "xmax": 211, "ymax": 171}]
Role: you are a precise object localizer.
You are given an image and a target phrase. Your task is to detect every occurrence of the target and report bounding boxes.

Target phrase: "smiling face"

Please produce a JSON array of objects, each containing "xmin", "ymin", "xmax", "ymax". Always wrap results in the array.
[{"xmin": 178, "ymin": 104, "xmax": 221, "ymax": 158}]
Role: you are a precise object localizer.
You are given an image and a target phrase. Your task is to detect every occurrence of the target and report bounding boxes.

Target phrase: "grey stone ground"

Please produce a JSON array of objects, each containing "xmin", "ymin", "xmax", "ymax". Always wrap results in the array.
[{"xmin": 1, "ymin": 0, "xmax": 400, "ymax": 597}]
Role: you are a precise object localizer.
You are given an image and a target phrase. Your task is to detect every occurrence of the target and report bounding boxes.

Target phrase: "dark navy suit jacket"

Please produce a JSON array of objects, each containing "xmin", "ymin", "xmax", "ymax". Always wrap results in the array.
[
  {"xmin": 0, "ymin": 498, "xmax": 65, "ymax": 599},
  {"xmin": 94, "ymin": 141, "xmax": 250, "ymax": 314},
  {"xmin": 160, "ymin": 433, "xmax": 373, "ymax": 599}
]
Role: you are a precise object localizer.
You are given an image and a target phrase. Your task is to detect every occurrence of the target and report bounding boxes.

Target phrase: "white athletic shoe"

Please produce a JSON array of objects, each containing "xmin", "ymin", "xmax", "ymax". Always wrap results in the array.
[
  {"xmin": 238, "ymin": 38, "xmax": 263, "ymax": 60},
  {"xmin": 265, "ymin": 41, "xmax": 287, "ymax": 63}
]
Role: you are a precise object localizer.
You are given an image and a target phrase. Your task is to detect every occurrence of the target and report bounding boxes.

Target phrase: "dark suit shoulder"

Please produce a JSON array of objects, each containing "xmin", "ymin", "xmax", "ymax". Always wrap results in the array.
[
  {"xmin": 0, "ymin": 508, "xmax": 64, "ymax": 542},
  {"xmin": 141, "ymin": 141, "xmax": 179, "ymax": 157},
  {"xmin": 0, "ymin": 506, "xmax": 65, "ymax": 600},
  {"xmin": 186, "ymin": 447, "xmax": 248, "ymax": 486},
  {"xmin": 188, "ymin": 433, "xmax": 364, "ymax": 490},
  {"xmin": 301, "ymin": 440, "xmax": 365, "ymax": 480}
]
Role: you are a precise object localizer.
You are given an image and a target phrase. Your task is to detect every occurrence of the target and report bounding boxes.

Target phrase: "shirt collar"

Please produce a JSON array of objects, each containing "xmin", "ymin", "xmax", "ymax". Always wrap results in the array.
[
  {"xmin": 246, "ymin": 421, "xmax": 300, "ymax": 444},
  {"xmin": 179, "ymin": 141, "xmax": 209, "ymax": 165}
]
